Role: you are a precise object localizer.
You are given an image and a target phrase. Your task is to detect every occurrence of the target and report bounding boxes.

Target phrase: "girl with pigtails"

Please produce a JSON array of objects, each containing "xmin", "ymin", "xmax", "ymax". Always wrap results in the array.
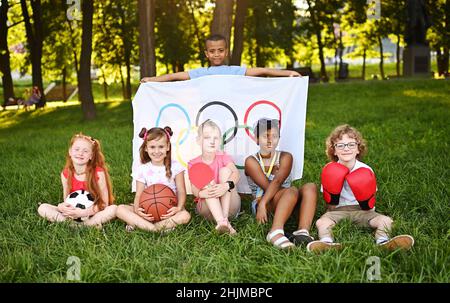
[{"xmin": 116, "ymin": 126, "xmax": 191, "ymax": 232}]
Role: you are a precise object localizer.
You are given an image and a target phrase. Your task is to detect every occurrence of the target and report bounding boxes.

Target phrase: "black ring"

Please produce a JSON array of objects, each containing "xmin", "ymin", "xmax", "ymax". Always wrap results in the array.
[{"xmin": 195, "ymin": 101, "xmax": 239, "ymax": 145}]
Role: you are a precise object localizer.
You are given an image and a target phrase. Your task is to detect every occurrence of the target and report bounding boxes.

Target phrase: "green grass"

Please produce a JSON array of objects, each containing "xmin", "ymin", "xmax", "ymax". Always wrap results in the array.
[
  {"xmin": 0, "ymin": 78, "xmax": 449, "ymax": 282},
  {"xmin": 311, "ymin": 61, "xmax": 440, "ymax": 82}
]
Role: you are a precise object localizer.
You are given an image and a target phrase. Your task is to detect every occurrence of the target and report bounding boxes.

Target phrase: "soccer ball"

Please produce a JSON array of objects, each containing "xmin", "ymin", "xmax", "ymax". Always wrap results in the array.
[{"xmin": 66, "ymin": 190, "xmax": 95, "ymax": 220}]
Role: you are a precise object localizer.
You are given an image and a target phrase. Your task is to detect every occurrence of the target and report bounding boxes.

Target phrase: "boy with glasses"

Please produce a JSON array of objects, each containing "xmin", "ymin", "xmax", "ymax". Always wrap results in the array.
[{"xmin": 307, "ymin": 124, "xmax": 414, "ymax": 253}]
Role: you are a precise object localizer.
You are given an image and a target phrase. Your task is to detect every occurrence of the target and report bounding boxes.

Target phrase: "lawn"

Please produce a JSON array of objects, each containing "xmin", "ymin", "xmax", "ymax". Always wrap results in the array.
[{"xmin": 0, "ymin": 78, "xmax": 449, "ymax": 282}]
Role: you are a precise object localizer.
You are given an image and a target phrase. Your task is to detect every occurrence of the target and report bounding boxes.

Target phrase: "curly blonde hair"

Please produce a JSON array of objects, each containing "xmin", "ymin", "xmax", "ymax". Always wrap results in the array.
[{"xmin": 325, "ymin": 124, "xmax": 367, "ymax": 162}]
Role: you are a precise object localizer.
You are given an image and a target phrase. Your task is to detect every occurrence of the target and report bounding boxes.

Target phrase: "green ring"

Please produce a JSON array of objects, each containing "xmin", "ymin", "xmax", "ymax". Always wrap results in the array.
[{"xmin": 221, "ymin": 125, "xmax": 254, "ymax": 169}]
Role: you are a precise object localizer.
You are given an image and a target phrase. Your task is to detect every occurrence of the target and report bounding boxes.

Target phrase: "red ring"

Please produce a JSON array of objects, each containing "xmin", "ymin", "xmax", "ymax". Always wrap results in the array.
[{"xmin": 244, "ymin": 100, "xmax": 282, "ymax": 142}]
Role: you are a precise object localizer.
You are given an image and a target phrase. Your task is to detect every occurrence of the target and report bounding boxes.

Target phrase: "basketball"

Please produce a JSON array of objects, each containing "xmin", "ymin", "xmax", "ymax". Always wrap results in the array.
[{"xmin": 139, "ymin": 184, "xmax": 178, "ymax": 222}]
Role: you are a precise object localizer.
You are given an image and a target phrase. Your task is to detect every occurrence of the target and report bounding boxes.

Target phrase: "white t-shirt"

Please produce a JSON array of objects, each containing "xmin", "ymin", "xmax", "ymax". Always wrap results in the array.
[
  {"xmin": 321, "ymin": 160, "xmax": 376, "ymax": 208},
  {"xmin": 133, "ymin": 161, "xmax": 185, "ymax": 193}
]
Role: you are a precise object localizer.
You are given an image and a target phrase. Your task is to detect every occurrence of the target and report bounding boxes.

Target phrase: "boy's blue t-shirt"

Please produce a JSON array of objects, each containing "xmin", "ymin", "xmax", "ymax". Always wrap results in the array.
[{"xmin": 188, "ymin": 65, "xmax": 247, "ymax": 79}]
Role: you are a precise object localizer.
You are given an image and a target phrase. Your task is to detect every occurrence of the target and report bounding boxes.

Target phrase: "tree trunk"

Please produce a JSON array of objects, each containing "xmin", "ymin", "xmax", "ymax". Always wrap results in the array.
[
  {"xmin": 337, "ymin": 29, "xmax": 344, "ymax": 79},
  {"xmin": 286, "ymin": 56, "xmax": 295, "ymax": 69},
  {"xmin": 66, "ymin": 19, "xmax": 79, "ymax": 75},
  {"xmin": 362, "ymin": 48, "xmax": 366, "ymax": 80},
  {"xmin": 120, "ymin": 67, "xmax": 126, "ymax": 100},
  {"xmin": 317, "ymin": 30, "xmax": 328, "ymax": 82},
  {"xmin": 211, "ymin": 0, "xmax": 234, "ymax": 64},
  {"xmin": 101, "ymin": 70, "xmax": 108, "ymax": 100},
  {"xmin": 125, "ymin": 56, "xmax": 131, "ymax": 100},
  {"xmin": 0, "ymin": 0, "xmax": 14, "ymax": 107},
  {"xmin": 138, "ymin": 0, "xmax": 156, "ymax": 78},
  {"xmin": 187, "ymin": 0, "xmax": 206, "ymax": 67},
  {"xmin": 443, "ymin": 47, "xmax": 449, "ymax": 77},
  {"xmin": 62, "ymin": 67, "xmax": 67, "ymax": 102},
  {"xmin": 436, "ymin": 47, "xmax": 449, "ymax": 77},
  {"xmin": 306, "ymin": 1, "xmax": 328, "ymax": 82},
  {"xmin": 231, "ymin": 0, "xmax": 248, "ymax": 66},
  {"xmin": 334, "ymin": 48, "xmax": 338, "ymax": 80},
  {"xmin": 118, "ymin": 6, "xmax": 132, "ymax": 100},
  {"xmin": 255, "ymin": 42, "xmax": 263, "ymax": 67},
  {"xmin": 378, "ymin": 35, "xmax": 385, "ymax": 79},
  {"xmin": 78, "ymin": 0, "xmax": 96, "ymax": 120},
  {"xmin": 21, "ymin": 0, "xmax": 46, "ymax": 107},
  {"xmin": 396, "ymin": 34, "xmax": 401, "ymax": 77}
]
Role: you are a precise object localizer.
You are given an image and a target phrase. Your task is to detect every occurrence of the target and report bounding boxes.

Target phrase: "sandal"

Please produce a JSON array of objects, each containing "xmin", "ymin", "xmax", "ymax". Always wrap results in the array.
[
  {"xmin": 306, "ymin": 240, "xmax": 342, "ymax": 253},
  {"xmin": 378, "ymin": 235, "xmax": 414, "ymax": 251},
  {"xmin": 266, "ymin": 229, "xmax": 295, "ymax": 250},
  {"xmin": 287, "ymin": 229, "xmax": 315, "ymax": 245}
]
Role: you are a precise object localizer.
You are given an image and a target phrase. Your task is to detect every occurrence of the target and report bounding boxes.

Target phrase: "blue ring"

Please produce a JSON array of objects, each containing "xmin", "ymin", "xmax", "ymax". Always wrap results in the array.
[{"xmin": 155, "ymin": 103, "xmax": 191, "ymax": 145}]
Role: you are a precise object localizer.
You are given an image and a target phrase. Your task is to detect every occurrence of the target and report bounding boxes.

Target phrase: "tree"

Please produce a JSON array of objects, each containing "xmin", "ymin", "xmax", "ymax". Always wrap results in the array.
[
  {"xmin": 304, "ymin": 0, "xmax": 345, "ymax": 82},
  {"xmin": 138, "ymin": 0, "xmax": 156, "ymax": 78},
  {"xmin": 244, "ymin": 0, "xmax": 298, "ymax": 68},
  {"xmin": 20, "ymin": 0, "xmax": 45, "ymax": 107},
  {"xmin": 210, "ymin": 0, "xmax": 234, "ymax": 61},
  {"xmin": 187, "ymin": 0, "xmax": 211, "ymax": 67},
  {"xmin": 426, "ymin": 0, "xmax": 449, "ymax": 76},
  {"xmin": 271, "ymin": 0, "xmax": 298, "ymax": 68},
  {"xmin": 155, "ymin": 0, "xmax": 197, "ymax": 72},
  {"xmin": 96, "ymin": 0, "xmax": 138, "ymax": 100},
  {"xmin": 344, "ymin": 20, "xmax": 378, "ymax": 79},
  {"xmin": 230, "ymin": 0, "xmax": 249, "ymax": 65},
  {"xmin": 41, "ymin": 0, "xmax": 78, "ymax": 102},
  {"xmin": 383, "ymin": 0, "xmax": 407, "ymax": 77},
  {"xmin": 341, "ymin": 0, "xmax": 377, "ymax": 79},
  {"xmin": 0, "ymin": 0, "xmax": 14, "ymax": 106},
  {"xmin": 78, "ymin": 0, "xmax": 95, "ymax": 119}
]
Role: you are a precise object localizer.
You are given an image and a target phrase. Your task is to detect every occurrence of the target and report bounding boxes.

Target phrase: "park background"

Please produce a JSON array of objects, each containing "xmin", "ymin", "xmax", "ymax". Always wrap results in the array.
[{"xmin": 0, "ymin": 0, "xmax": 449, "ymax": 282}]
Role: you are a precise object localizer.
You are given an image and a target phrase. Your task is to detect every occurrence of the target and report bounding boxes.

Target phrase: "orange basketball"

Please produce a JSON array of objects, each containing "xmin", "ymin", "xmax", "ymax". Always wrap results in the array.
[{"xmin": 139, "ymin": 184, "xmax": 178, "ymax": 222}]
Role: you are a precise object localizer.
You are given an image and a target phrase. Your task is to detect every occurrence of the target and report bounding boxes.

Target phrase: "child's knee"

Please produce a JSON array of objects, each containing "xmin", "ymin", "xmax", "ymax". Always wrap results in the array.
[
  {"xmin": 116, "ymin": 204, "xmax": 129, "ymax": 216},
  {"xmin": 106, "ymin": 204, "xmax": 118, "ymax": 215},
  {"xmin": 372, "ymin": 215, "xmax": 393, "ymax": 228},
  {"xmin": 316, "ymin": 217, "xmax": 335, "ymax": 229},
  {"xmin": 219, "ymin": 167, "xmax": 232, "ymax": 182},
  {"xmin": 180, "ymin": 210, "xmax": 191, "ymax": 224},
  {"xmin": 37, "ymin": 203, "xmax": 51, "ymax": 217},
  {"xmin": 301, "ymin": 183, "xmax": 317, "ymax": 195},
  {"xmin": 285, "ymin": 186, "xmax": 299, "ymax": 201}
]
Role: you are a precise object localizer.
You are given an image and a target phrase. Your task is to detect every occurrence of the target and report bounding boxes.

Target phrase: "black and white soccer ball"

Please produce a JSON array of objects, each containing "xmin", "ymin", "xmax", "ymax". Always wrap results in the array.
[{"xmin": 66, "ymin": 190, "xmax": 94, "ymax": 210}]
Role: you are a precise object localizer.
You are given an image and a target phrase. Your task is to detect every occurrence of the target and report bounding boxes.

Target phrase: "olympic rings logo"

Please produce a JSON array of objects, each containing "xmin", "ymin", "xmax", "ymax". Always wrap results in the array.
[
  {"xmin": 156, "ymin": 103, "xmax": 191, "ymax": 144},
  {"xmin": 151, "ymin": 100, "xmax": 282, "ymax": 168}
]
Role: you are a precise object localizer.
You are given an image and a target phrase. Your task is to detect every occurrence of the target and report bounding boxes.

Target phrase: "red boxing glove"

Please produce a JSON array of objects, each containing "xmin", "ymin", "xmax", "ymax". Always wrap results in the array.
[
  {"xmin": 346, "ymin": 167, "xmax": 377, "ymax": 210},
  {"xmin": 321, "ymin": 162, "xmax": 350, "ymax": 205}
]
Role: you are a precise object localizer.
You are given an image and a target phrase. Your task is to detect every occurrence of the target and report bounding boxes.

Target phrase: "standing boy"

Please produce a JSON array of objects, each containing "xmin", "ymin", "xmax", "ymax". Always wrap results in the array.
[{"xmin": 140, "ymin": 34, "xmax": 301, "ymax": 82}]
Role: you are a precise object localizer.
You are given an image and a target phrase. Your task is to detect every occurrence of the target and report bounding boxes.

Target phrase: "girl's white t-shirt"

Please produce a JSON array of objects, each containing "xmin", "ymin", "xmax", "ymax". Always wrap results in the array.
[{"xmin": 133, "ymin": 161, "xmax": 185, "ymax": 193}]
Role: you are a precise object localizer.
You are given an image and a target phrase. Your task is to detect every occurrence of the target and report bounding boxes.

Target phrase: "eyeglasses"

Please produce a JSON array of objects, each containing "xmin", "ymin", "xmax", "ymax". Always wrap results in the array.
[{"xmin": 334, "ymin": 142, "xmax": 359, "ymax": 150}]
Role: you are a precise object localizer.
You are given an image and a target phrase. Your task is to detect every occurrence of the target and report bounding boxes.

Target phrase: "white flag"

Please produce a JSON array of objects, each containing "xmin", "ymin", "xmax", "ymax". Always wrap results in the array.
[{"xmin": 132, "ymin": 75, "xmax": 309, "ymax": 193}]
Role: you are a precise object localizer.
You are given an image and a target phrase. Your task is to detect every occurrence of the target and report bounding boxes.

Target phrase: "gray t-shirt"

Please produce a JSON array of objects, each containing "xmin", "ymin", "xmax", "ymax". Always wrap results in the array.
[{"xmin": 246, "ymin": 151, "xmax": 292, "ymax": 197}]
